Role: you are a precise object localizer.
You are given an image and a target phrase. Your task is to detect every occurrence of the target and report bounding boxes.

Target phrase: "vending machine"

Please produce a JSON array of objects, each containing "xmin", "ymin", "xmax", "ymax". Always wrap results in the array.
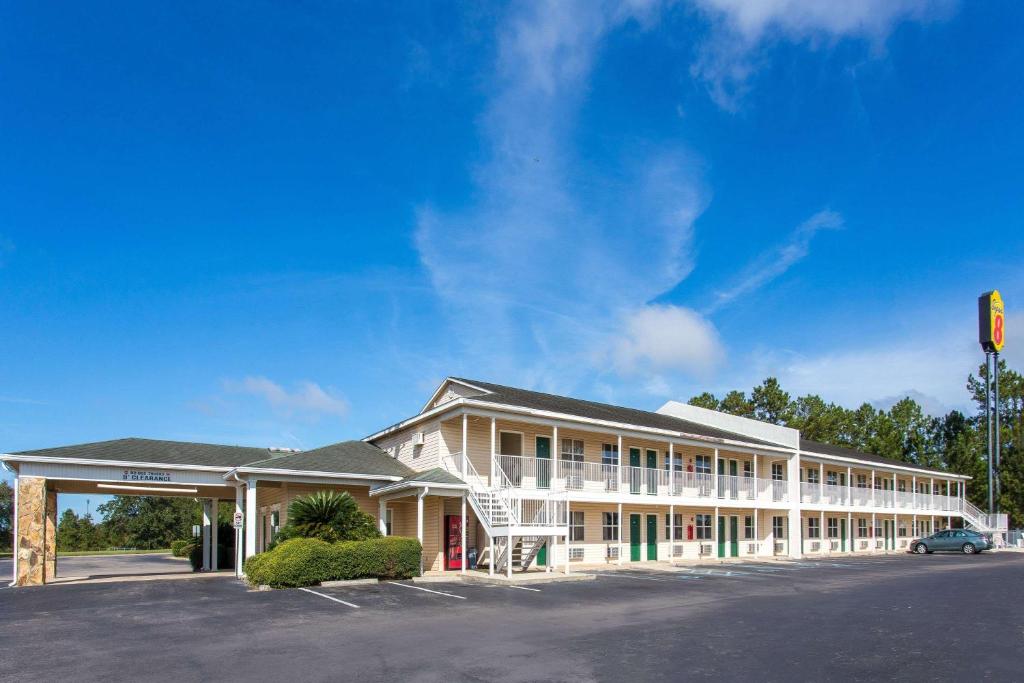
[{"xmin": 445, "ymin": 515, "xmax": 463, "ymax": 570}]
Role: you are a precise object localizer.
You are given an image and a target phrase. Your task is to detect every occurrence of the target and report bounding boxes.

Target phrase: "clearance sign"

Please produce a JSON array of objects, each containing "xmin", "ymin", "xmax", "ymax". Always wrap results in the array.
[{"xmin": 979, "ymin": 290, "xmax": 1006, "ymax": 352}]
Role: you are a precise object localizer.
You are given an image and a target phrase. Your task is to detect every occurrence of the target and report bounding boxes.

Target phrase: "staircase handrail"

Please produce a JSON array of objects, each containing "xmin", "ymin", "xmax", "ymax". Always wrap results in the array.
[{"xmin": 444, "ymin": 452, "xmax": 520, "ymax": 527}]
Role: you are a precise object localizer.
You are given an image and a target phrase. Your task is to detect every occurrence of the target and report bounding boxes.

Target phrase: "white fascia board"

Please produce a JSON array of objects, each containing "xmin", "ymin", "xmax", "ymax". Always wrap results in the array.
[
  {"xmin": 226, "ymin": 466, "xmax": 404, "ymax": 482},
  {"xmin": 363, "ymin": 400, "xmax": 465, "ymax": 442},
  {"xmin": 0, "ymin": 453, "xmax": 234, "ymax": 473},
  {"xmin": 460, "ymin": 400, "xmax": 795, "ymax": 455},
  {"xmin": 798, "ymin": 450, "xmax": 970, "ymax": 480},
  {"xmin": 419, "ymin": 378, "xmax": 493, "ymax": 413},
  {"xmin": 369, "ymin": 480, "xmax": 469, "ymax": 497}
]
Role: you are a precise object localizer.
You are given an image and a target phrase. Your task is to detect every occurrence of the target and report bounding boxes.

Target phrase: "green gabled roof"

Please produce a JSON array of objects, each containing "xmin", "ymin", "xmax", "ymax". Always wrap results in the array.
[
  {"xmin": 399, "ymin": 467, "xmax": 464, "ymax": 486},
  {"xmin": 240, "ymin": 441, "xmax": 415, "ymax": 478},
  {"xmin": 11, "ymin": 438, "xmax": 270, "ymax": 469}
]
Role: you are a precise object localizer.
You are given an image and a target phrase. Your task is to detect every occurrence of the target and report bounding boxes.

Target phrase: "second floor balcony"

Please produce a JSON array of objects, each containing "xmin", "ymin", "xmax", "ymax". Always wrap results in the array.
[
  {"xmin": 493, "ymin": 453, "xmax": 789, "ymax": 504},
  {"xmin": 799, "ymin": 481, "xmax": 961, "ymax": 512}
]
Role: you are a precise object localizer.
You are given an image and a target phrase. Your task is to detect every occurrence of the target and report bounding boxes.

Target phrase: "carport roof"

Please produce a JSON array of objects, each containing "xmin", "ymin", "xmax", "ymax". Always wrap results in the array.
[
  {"xmin": 9, "ymin": 438, "xmax": 271, "ymax": 469},
  {"xmin": 238, "ymin": 441, "xmax": 415, "ymax": 478}
]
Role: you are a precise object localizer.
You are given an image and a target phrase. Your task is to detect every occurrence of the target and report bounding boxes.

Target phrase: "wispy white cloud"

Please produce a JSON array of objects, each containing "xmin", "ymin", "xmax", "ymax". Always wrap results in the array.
[
  {"xmin": 222, "ymin": 376, "xmax": 349, "ymax": 420},
  {"xmin": 414, "ymin": 0, "xmax": 715, "ymax": 394},
  {"xmin": 707, "ymin": 209, "xmax": 842, "ymax": 312},
  {"xmin": 689, "ymin": 0, "xmax": 954, "ymax": 109}
]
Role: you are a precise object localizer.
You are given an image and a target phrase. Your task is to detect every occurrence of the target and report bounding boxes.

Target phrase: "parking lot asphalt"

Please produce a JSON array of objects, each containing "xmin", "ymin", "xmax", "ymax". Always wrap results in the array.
[{"xmin": 2, "ymin": 552, "xmax": 1022, "ymax": 682}]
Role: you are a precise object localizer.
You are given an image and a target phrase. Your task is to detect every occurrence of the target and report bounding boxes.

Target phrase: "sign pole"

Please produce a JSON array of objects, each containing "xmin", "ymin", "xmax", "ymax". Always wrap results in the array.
[
  {"xmin": 985, "ymin": 351, "xmax": 993, "ymax": 515},
  {"xmin": 994, "ymin": 351, "xmax": 1001, "ymax": 513}
]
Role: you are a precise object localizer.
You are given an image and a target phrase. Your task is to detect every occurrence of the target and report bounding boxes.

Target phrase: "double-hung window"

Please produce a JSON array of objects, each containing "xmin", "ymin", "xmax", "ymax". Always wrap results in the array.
[
  {"xmin": 695, "ymin": 455, "xmax": 711, "ymax": 475},
  {"xmin": 601, "ymin": 443, "xmax": 618, "ymax": 491},
  {"xmin": 772, "ymin": 516, "xmax": 785, "ymax": 539},
  {"xmin": 826, "ymin": 471, "xmax": 838, "ymax": 486},
  {"xmin": 858, "ymin": 519, "xmax": 867, "ymax": 538},
  {"xmin": 806, "ymin": 469, "xmax": 820, "ymax": 484},
  {"xmin": 771, "ymin": 463, "xmax": 784, "ymax": 481},
  {"xmin": 665, "ymin": 513, "xmax": 683, "ymax": 540},
  {"xmin": 857, "ymin": 474, "xmax": 868, "ymax": 488},
  {"xmin": 561, "ymin": 439, "xmax": 585, "ymax": 489},
  {"xmin": 827, "ymin": 518, "xmax": 838, "ymax": 538},
  {"xmin": 602, "ymin": 512, "xmax": 619, "ymax": 541},
  {"xmin": 807, "ymin": 517, "xmax": 820, "ymax": 539},
  {"xmin": 695, "ymin": 514, "xmax": 712, "ymax": 540},
  {"xmin": 744, "ymin": 515, "xmax": 754, "ymax": 540},
  {"xmin": 569, "ymin": 511, "xmax": 584, "ymax": 542}
]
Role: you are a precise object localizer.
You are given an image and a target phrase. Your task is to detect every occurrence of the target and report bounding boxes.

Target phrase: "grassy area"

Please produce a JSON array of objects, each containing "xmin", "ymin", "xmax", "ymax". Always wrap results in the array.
[{"xmin": 57, "ymin": 549, "xmax": 172, "ymax": 557}]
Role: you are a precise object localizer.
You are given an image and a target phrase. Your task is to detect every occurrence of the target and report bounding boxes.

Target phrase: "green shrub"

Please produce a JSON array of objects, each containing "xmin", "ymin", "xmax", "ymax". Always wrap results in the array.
[
  {"xmin": 188, "ymin": 543, "xmax": 203, "ymax": 571},
  {"xmin": 171, "ymin": 540, "xmax": 191, "ymax": 557},
  {"xmin": 243, "ymin": 536, "xmax": 421, "ymax": 588},
  {"xmin": 243, "ymin": 537, "xmax": 336, "ymax": 588},
  {"xmin": 269, "ymin": 491, "xmax": 381, "ymax": 549},
  {"xmin": 331, "ymin": 537, "xmax": 421, "ymax": 580}
]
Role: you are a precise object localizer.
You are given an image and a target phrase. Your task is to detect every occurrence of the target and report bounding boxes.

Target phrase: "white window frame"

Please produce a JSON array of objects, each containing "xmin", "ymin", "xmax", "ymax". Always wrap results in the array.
[
  {"xmin": 498, "ymin": 430, "xmax": 525, "ymax": 456},
  {"xmin": 602, "ymin": 512, "xmax": 619, "ymax": 541},
  {"xmin": 569, "ymin": 510, "xmax": 584, "ymax": 542}
]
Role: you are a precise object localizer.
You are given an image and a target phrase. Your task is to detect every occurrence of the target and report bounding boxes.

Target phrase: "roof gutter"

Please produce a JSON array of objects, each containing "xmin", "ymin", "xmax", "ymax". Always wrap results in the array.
[
  {"xmin": 224, "ymin": 466, "xmax": 404, "ymax": 482},
  {"xmin": 370, "ymin": 480, "xmax": 469, "ymax": 497}
]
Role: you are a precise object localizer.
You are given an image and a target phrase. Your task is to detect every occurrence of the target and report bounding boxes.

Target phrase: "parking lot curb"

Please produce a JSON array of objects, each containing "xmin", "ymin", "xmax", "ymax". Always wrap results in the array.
[
  {"xmin": 320, "ymin": 578, "xmax": 380, "ymax": 587},
  {"xmin": 460, "ymin": 572, "xmax": 595, "ymax": 585}
]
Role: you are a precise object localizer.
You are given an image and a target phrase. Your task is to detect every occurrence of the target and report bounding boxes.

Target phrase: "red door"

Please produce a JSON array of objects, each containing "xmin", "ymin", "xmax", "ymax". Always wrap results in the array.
[{"xmin": 445, "ymin": 515, "xmax": 463, "ymax": 570}]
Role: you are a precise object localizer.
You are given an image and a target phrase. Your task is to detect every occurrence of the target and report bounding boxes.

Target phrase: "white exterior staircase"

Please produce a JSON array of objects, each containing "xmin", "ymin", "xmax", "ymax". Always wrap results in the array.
[
  {"xmin": 961, "ymin": 499, "xmax": 1009, "ymax": 536},
  {"xmin": 444, "ymin": 452, "xmax": 567, "ymax": 573}
]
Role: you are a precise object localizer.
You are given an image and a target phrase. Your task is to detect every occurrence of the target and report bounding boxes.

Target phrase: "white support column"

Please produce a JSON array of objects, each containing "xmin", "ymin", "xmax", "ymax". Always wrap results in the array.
[
  {"xmin": 846, "ymin": 511, "xmax": 852, "ymax": 553},
  {"xmin": 818, "ymin": 462, "xmax": 824, "ymax": 501},
  {"xmin": 819, "ymin": 509, "xmax": 824, "ymax": 555},
  {"xmin": 617, "ymin": 502, "xmax": 624, "ymax": 565},
  {"xmin": 379, "ymin": 499, "xmax": 387, "ymax": 535},
  {"xmin": 894, "ymin": 513, "xmax": 898, "ymax": 552},
  {"xmin": 847, "ymin": 466, "xmax": 852, "ymax": 505},
  {"xmin": 912, "ymin": 475, "xmax": 917, "ymax": 510},
  {"xmin": 713, "ymin": 507, "xmax": 720, "ymax": 559},
  {"xmin": 871, "ymin": 471, "xmax": 876, "ymax": 507},
  {"xmin": 752, "ymin": 506, "xmax": 759, "ymax": 557},
  {"xmin": 234, "ymin": 485, "xmax": 244, "ymax": 577},
  {"xmin": 201, "ymin": 499, "xmax": 212, "ymax": 571},
  {"xmin": 913, "ymin": 513, "xmax": 917, "ymax": 538},
  {"xmin": 669, "ymin": 503, "xmax": 675, "ymax": 561},
  {"xmin": 490, "ymin": 417, "xmax": 496, "ymax": 485},
  {"xmin": 210, "ymin": 500, "xmax": 219, "ymax": 571},
  {"xmin": 245, "ymin": 480, "xmax": 258, "ymax": 559},
  {"xmin": 507, "ymin": 530, "xmax": 513, "ymax": 579},
  {"xmin": 489, "ymin": 535, "xmax": 495, "ymax": 577},
  {"xmin": 714, "ymin": 448, "xmax": 720, "ymax": 499},
  {"xmin": 753, "ymin": 453, "xmax": 759, "ymax": 503},
  {"xmin": 616, "ymin": 434, "xmax": 622, "ymax": 487},
  {"xmin": 417, "ymin": 489, "xmax": 426, "ymax": 576},
  {"xmin": 10, "ymin": 474, "xmax": 18, "ymax": 586},
  {"xmin": 564, "ymin": 499, "xmax": 570, "ymax": 575},
  {"xmin": 930, "ymin": 514, "xmax": 935, "ymax": 533},
  {"xmin": 871, "ymin": 512, "xmax": 877, "ymax": 553},
  {"xmin": 669, "ymin": 442, "xmax": 675, "ymax": 495},
  {"xmin": 552, "ymin": 425, "xmax": 559, "ymax": 483},
  {"xmin": 787, "ymin": 449, "xmax": 801, "ymax": 559},
  {"xmin": 461, "ymin": 413, "xmax": 468, "ymax": 479},
  {"xmin": 460, "ymin": 493, "xmax": 467, "ymax": 575}
]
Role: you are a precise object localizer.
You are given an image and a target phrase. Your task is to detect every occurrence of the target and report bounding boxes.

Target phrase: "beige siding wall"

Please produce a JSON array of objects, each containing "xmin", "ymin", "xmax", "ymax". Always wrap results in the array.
[
  {"xmin": 374, "ymin": 420, "xmax": 443, "ymax": 473},
  {"xmin": 379, "ymin": 495, "xmax": 451, "ymax": 573},
  {"xmin": 255, "ymin": 482, "xmax": 379, "ymax": 551}
]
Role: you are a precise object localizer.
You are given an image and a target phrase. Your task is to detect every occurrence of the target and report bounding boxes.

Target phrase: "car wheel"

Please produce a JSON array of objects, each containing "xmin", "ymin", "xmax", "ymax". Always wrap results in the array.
[
  {"xmin": 962, "ymin": 543, "xmax": 976, "ymax": 554},
  {"xmin": 915, "ymin": 544, "xmax": 928, "ymax": 554}
]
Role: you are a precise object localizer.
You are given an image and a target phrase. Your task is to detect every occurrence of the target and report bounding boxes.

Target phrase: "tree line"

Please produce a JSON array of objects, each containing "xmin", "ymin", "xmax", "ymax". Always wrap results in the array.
[{"xmin": 688, "ymin": 360, "xmax": 1023, "ymax": 527}]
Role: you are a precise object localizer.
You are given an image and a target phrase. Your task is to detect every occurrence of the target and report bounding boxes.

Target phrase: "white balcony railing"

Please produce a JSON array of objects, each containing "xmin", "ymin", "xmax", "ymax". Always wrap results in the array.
[{"xmin": 491, "ymin": 454, "xmax": 786, "ymax": 502}]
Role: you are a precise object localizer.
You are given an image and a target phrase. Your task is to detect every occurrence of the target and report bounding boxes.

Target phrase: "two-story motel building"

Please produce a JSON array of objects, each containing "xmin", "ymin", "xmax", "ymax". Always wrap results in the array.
[{"xmin": 5, "ymin": 378, "xmax": 1004, "ymax": 586}]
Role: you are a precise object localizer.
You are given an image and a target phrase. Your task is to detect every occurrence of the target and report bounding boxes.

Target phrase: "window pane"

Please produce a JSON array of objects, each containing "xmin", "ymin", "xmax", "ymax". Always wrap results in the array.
[{"xmin": 500, "ymin": 432, "xmax": 523, "ymax": 455}]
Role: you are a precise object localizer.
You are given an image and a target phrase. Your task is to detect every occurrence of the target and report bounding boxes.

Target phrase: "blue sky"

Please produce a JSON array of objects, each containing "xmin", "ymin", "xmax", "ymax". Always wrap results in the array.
[{"xmin": 2, "ymin": 1, "xmax": 1022, "ymax": 514}]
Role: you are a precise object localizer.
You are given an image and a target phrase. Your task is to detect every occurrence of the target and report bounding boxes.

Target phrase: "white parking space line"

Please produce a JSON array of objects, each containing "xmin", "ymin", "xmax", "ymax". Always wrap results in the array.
[
  {"xmin": 592, "ymin": 572, "xmax": 678, "ymax": 582},
  {"xmin": 298, "ymin": 587, "xmax": 360, "ymax": 609},
  {"xmin": 503, "ymin": 584, "xmax": 542, "ymax": 592},
  {"xmin": 392, "ymin": 582, "xmax": 467, "ymax": 599}
]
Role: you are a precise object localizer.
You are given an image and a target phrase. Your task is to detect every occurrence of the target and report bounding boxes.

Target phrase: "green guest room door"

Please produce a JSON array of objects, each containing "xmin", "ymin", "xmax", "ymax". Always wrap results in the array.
[
  {"xmin": 729, "ymin": 516, "xmax": 739, "ymax": 557},
  {"xmin": 646, "ymin": 514, "xmax": 657, "ymax": 560},
  {"xmin": 630, "ymin": 448, "xmax": 641, "ymax": 494},
  {"xmin": 717, "ymin": 516, "xmax": 726, "ymax": 558},
  {"xmin": 630, "ymin": 514, "xmax": 642, "ymax": 561}
]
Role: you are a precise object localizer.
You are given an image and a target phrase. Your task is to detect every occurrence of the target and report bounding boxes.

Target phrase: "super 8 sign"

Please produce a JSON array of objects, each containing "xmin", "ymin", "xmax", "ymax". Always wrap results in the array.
[{"xmin": 979, "ymin": 290, "xmax": 1005, "ymax": 352}]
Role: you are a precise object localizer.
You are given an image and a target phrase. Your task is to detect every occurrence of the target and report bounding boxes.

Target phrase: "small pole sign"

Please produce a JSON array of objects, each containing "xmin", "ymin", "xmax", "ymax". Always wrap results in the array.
[{"xmin": 233, "ymin": 511, "xmax": 244, "ymax": 529}]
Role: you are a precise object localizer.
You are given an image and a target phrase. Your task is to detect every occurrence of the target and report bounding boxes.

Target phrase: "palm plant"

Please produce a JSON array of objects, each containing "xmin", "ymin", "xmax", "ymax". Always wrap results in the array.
[{"xmin": 275, "ymin": 490, "xmax": 381, "ymax": 545}]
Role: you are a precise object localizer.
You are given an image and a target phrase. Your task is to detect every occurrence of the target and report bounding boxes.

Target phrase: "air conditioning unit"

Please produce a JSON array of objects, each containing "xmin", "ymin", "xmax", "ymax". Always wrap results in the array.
[
  {"xmin": 830, "ymin": 540, "xmax": 839, "ymax": 551},
  {"xmin": 699, "ymin": 543, "xmax": 712, "ymax": 556},
  {"xmin": 672, "ymin": 545, "xmax": 684, "ymax": 558},
  {"xmin": 811, "ymin": 541, "xmax": 820, "ymax": 552},
  {"xmin": 569, "ymin": 547, "xmax": 585, "ymax": 561},
  {"xmin": 411, "ymin": 432, "xmax": 425, "ymax": 446},
  {"xmin": 747, "ymin": 542, "xmax": 758, "ymax": 555},
  {"xmin": 606, "ymin": 545, "xmax": 620, "ymax": 560},
  {"xmin": 774, "ymin": 542, "xmax": 784, "ymax": 554}
]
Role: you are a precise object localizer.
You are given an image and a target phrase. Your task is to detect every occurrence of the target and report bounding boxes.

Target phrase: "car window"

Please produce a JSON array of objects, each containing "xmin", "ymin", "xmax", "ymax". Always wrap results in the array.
[
  {"xmin": 954, "ymin": 531, "xmax": 966, "ymax": 537},
  {"xmin": 935, "ymin": 531, "xmax": 949, "ymax": 538}
]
